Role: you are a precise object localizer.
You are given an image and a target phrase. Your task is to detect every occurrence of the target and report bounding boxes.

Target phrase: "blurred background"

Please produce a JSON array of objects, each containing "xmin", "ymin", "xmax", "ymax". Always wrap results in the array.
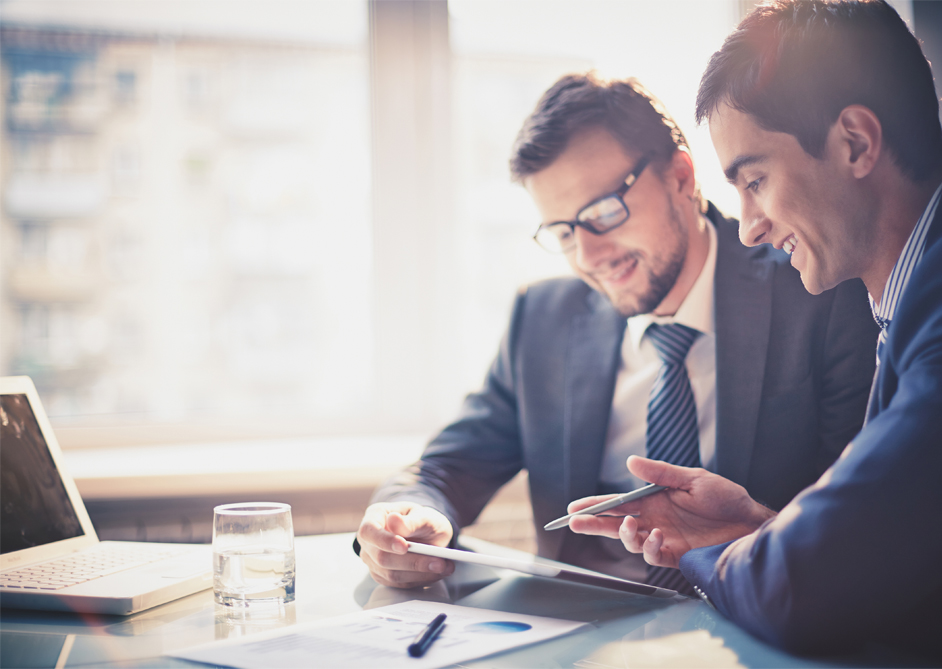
[{"xmin": 0, "ymin": 0, "xmax": 932, "ymax": 544}]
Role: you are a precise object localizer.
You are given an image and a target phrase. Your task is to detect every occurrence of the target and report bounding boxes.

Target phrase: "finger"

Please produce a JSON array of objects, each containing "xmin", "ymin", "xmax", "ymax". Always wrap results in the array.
[
  {"xmin": 642, "ymin": 527, "xmax": 672, "ymax": 568},
  {"xmin": 357, "ymin": 512, "xmax": 409, "ymax": 555},
  {"xmin": 567, "ymin": 494, "xmax": 621, "ymax": 514},
  {"xmin": 386, "ymin": 512, "xmax": 425, "ymax": 543},
  {"xmin": 607, "ymin": 486, "xmax": 674, "ymax": 517},
  {"xmin": 627, "ymin": 456, "xmax": 697, "ymax": 490},
  {"xmin": 366, "ymin": 542, "xmax": 449, "ymax": 572},
  {"xmin": 362, "ymin": 538, "xmax": 455, "ymax": 576},
  {"xmin": 617, "ymin": 515, "xmax": 645, "ymax": 553},
  {"xmin": 361, "ymin": 549, "xmax": 454, "ymax": 589},
  {"xmin": 568, "ymin": 513, "xmax": 624, "ymax": 539},
  {"xmin": 386, "ymin": 508, "xmax": 452, "ymax": 546}
]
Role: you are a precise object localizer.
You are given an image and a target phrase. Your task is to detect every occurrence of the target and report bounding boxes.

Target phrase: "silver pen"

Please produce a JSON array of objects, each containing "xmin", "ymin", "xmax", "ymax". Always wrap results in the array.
[{"xmin": 544, "ymin": 483, "xmax": 667, "ymax": 531}]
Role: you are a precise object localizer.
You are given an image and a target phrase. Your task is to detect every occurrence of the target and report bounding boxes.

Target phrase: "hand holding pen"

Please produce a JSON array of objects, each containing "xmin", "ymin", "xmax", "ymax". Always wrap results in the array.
[
  {"xmin": 565, "ymin": 456, "xmax": 775, "ymax": 569},
  {"xmin": 544, "ymin": 483, "xmax": 667, "ymax": 531}
]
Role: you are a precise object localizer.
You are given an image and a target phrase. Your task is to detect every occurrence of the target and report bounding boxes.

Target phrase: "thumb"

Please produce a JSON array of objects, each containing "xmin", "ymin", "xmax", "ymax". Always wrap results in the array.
[
  {"xmin": 627, "ymin": 455, "xmax": 696, "ymax": 490},
  {"xmin": 386, "ymin": 508, "xmax": 439, "ymax": 541},
  {"xmin": 385, "ymin": 511, "xmax": 417, "ymax": 537}
]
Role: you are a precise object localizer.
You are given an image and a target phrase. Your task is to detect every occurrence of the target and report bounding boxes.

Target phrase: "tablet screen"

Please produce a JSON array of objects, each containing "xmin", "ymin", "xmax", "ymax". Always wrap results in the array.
[{"xmin": 406, "ymin": 542, "xmax": 680, "ymax": 599}]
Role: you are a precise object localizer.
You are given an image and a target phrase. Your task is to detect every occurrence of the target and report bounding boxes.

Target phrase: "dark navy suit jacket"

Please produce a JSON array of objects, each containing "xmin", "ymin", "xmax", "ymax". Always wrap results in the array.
[
  {"xmin": 375, "ymin": 205, "xmax": 878, "ymax": 571},
  {"xmin": 680, "ymin": 209, "xmax": 942, "ymax": 661}
]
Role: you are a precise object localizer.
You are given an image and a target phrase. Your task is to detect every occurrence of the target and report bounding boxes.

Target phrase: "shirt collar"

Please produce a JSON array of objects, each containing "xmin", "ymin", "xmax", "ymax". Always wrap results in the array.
[
  {"xmin": 869, "ymin": 182, "xmax": 942, "ymax": 330},
  {"xmin": 627, "ymin": 216, "xmax": 717, "ymax": 352}
]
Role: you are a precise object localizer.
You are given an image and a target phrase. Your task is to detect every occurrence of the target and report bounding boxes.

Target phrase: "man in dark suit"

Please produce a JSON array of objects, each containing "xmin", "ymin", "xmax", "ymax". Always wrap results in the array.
[
  {"xmin": 568, "ymin": 0, "xmax": 942, "ymax": 660},
  {"xmin": 355, "ymin": 74, "xmax": 878, "ymax": 595}
]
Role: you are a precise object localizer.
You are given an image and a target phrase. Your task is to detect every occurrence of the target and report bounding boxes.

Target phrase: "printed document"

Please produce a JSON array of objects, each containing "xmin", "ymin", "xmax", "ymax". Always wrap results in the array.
[{"xmin": 167, "ymin": 600, "xmax": 589, "ymax": 668}]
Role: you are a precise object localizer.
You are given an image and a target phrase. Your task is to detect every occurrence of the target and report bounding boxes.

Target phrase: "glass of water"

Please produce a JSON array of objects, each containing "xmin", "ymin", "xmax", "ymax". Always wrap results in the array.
[{"xmin": 213, "ymin": 502, "xmax": 296, "ymax": 607}]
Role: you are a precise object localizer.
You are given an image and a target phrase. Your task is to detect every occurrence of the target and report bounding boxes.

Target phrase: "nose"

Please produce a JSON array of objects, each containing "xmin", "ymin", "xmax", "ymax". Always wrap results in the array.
[
  {"xmin": 571, "ymin": 226, "xmax": 613, "ymax": 270},
  {"xmin": 738, "ymin": 196, "xmax": 772, "ymax": 247}
]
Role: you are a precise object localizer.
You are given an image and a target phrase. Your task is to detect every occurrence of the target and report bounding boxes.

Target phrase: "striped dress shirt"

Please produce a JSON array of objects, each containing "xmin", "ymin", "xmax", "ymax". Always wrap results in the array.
[{"xmin": 869, "ymin": 183, "xmax": 942, "ymax": 360}]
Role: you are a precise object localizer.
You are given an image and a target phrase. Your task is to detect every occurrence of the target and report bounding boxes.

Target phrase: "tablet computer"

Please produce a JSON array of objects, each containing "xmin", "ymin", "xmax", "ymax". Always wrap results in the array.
[{"xmin": 406, "ymin": 542, "xmax": 681, "ymax": 599}]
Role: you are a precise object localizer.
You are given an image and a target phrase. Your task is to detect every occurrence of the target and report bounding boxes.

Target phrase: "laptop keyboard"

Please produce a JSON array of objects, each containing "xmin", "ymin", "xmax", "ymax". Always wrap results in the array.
[{"xmin": 1, "ymin": 543, "xmax": 191, "ymax": 591}]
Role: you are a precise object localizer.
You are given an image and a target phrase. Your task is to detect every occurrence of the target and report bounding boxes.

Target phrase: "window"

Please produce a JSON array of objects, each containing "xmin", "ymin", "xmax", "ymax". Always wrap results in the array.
[
  {"xmin": 1, "ymin": 3, "xmax": 372, "ymax": 444},
  {"xmin": 1, "ymin": 0, "xmax": 765, "ymax": 449}
]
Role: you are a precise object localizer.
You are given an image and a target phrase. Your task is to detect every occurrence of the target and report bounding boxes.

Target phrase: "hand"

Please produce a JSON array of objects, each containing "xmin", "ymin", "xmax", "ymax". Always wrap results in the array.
[
  {"xmin": 356, "ymin": 502, "xmax": 455, "ymax": 588},
  {"xmin": 568, "ymin": 456, "xmax": 775, "ymax": 568}
]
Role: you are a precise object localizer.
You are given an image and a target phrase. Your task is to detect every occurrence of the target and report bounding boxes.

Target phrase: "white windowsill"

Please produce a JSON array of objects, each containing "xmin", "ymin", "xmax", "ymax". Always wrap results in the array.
[{"xmin": 61, "ymin": 434, "xmax": 428, "ymax": 500}]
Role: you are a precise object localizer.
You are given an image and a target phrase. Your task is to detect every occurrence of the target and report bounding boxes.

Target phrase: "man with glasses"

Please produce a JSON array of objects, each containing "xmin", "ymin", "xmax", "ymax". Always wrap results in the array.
[{"xmin": 355, "ymin": 73, "xmax": 877, "ymax": 595}]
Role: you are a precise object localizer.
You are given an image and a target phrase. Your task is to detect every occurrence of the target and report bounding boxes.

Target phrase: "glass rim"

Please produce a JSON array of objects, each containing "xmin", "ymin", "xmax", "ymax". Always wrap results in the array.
[{"xmin": 214, "ymin": 502, "xmax": 291, "ymax": 516}]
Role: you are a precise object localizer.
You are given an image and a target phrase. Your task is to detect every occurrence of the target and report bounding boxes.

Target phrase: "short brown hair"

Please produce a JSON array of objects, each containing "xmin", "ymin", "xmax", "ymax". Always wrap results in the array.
[
  {"xmin": 696, "ymin": 0, "xmax": 942, "ymax": 181},
  {"xmin": 509, "ymin": 73, "xmax": 688, "ymax": 182}
]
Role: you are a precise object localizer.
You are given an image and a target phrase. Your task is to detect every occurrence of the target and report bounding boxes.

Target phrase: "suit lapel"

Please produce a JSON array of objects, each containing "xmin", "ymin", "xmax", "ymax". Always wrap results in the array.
[
  {"xmin": 866, "ymin": 197, "xmax": 942, "ymax": 422},
  {"xmin": 713, "ymin": 211, "xmax": 774, "ymax": 486},
  {"xmin": 563, "ymin": 291, "xmax": 626, "ymax": 503}
]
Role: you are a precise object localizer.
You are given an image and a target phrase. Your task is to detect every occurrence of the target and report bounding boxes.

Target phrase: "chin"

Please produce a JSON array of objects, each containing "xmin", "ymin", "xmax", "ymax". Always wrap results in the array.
[
  {"xmin": 798, "ymin": 276, "xmax": 822, "ymax": 296},
  {"xmin": 798, "ymin": 269, "xmax": 832, "ymax": 296},
  {"xmin": 610, "ymin": 292, "xmax": 656, "ymax": 319},
  {"xmin": 613, "ymin": 302, "xmax": 644, "ymax": 318}
]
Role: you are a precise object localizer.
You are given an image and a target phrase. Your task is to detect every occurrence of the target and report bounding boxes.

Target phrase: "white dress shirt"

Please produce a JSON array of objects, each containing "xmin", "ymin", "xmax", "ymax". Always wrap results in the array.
[{"xmin": 599, "ymin": 219, "xmax": 718, "ymax": 492}]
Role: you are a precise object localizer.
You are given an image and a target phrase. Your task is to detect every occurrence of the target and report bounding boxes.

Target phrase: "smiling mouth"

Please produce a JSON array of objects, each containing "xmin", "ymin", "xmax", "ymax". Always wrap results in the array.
[
  {"xmin": 782, "ymin": 234, "xmax": 797, "ymax": 255},
  {"xmin": 597, "ymin": 256, "xmax": 639, "ymax": 285}
]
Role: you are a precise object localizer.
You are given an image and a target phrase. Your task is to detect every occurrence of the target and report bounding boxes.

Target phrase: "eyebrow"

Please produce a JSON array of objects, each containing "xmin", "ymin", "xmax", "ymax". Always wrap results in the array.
[{"xmin": 724, "ymin": 154, "xmax": 766, "ymax": 184}]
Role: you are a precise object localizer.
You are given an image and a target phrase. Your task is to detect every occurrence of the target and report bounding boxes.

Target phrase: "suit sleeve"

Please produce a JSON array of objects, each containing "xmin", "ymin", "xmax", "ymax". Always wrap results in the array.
[
  {"xmin": 813, "ymin": 279, "xmax": 879, "ymax": 474},
  {"xmin": 681, "ymin": 277, "xmax": 942, "ymax": 657},
  {"xmin": 369, "ymin": 287, "xmax": 528, "ymax": 539}
]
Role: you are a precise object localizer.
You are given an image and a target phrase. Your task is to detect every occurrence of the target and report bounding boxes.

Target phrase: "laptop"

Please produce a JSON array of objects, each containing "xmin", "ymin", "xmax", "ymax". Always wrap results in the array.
[{"xmin": 0, "ymin": 376, "xmax": 213, "ymax": 615}]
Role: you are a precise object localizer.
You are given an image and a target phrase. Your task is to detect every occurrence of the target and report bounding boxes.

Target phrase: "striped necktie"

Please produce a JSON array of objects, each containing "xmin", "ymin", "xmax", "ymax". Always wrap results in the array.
[
  {"xmin": 644, "ymin": 322, "xmax": 701, "ymax": 594},
  {"xmin": 875, "ymin": 317, "xmax": 889, "ymax": 365}
]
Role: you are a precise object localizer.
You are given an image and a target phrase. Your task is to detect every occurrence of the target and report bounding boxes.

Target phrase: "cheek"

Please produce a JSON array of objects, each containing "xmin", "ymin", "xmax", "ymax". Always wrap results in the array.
[
  {"xmin": 565, "ymin": 253, "xmax": 599, "ymax": 284},
  {"xmin": 590, "ymin": 224, "xmax": 643, "ymax": 258},
  {"xmin": 765, "ymin": 184, "xmax": 813, "ymax": 234},
  {"xmin": 564, "ymin": 254, "xmax": 583, "ymax": 275},
  {"xmin": 781, "ymin": 174, "xmax": 828, "ymax": 229},
  {"xmin": 611, "ymin": 208, "xmax": 671, "ymax": 256}
]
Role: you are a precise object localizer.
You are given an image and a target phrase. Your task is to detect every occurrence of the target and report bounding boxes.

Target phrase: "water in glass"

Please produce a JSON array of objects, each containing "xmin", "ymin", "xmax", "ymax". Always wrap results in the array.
[{"xmin": 213, "ymin": 502, "xmax": 296, "ymax": 607}]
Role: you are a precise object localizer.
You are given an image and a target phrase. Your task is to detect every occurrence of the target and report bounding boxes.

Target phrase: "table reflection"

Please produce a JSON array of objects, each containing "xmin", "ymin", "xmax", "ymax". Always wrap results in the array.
[{"xmin": 0, "ymin": 533, "xmax": 847, "ymax": 669}]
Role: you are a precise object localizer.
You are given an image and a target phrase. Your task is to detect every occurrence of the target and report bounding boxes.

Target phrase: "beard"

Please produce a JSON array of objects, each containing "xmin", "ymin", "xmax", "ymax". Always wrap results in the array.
[{"xmin": 601, "ymin": 201, "xmax": 689, "ymax": 318}]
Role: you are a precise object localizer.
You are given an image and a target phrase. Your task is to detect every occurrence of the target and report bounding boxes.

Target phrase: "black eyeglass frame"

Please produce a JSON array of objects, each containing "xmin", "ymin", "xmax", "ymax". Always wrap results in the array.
[{"xmin": 532, "ymin": 154, "xmax": 653, "ymax": 253}]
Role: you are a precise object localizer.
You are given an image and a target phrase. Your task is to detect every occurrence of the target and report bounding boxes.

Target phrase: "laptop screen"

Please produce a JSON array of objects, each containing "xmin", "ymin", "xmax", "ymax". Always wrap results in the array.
[{"xmin": 1, "ymin": 393, "xmax": 85, "ymax": 555}]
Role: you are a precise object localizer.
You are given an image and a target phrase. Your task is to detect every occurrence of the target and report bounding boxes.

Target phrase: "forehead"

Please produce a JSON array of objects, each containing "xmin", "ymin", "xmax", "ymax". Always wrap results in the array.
[
  {"xmin": 523, "ymin": 127, "xmax": 639, "ymax": 222},
  {"xmin": 708, "ymin": 104, "xmax": 808, "ymax": 180}
]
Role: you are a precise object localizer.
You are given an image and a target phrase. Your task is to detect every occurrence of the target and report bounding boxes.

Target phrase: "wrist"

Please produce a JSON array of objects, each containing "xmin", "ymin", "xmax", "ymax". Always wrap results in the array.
[{"xmin": 749, "ymin": 502, "xmax": 776, "ymax": 529}]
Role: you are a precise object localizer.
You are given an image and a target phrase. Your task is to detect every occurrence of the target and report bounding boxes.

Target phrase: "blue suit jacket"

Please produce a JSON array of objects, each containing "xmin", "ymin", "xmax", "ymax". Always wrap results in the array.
[
  {"xmin": 680, "ymin": 209, "xmax": 942, "ymax": 660},
  {"xmin": 375, "ymin": 205, "xmax": 878, "ymax": 571}
]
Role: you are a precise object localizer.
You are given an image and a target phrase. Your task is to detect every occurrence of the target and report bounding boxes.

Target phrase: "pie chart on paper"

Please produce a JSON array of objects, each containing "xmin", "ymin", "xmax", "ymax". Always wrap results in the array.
[{"xmin": 464, "ymin": 621, "xmax": 533, "ymax": 634}]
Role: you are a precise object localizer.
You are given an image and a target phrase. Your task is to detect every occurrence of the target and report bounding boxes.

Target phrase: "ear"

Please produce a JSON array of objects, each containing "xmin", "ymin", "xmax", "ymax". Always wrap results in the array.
[
  {"xmin": 834, "ymin": 105, "xmax": 882, "ymax": 179},
  {"xmin": 667, "ymin": 148, "xmax": 696, "ymax": 197}
]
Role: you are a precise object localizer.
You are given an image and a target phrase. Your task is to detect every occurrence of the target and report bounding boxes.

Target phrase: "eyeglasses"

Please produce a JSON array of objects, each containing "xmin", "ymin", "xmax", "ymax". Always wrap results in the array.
[{"xmin": 532, "ymin": 155, "xmax": 652, "ymax": 254}]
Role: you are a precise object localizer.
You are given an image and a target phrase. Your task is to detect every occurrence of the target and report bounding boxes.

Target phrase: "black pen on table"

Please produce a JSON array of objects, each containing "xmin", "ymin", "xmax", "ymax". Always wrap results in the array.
[{"xmin": 408, "ymin": 613, "xmax": 447, "ymax": 658}]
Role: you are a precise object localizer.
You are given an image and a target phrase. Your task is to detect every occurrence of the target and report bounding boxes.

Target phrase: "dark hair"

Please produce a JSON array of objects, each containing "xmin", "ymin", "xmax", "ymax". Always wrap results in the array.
[
  {"xmin": 509, "ymin": 73, "xmax": 688, "ymax": 182},
  {"xmin": 696, "ymin": 0, "xmax": 942, "ymax": 181}
]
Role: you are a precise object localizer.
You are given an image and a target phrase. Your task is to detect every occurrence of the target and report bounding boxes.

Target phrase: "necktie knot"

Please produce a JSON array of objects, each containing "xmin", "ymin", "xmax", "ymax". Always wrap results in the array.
[{"xmin": 646, "ymin": 323, "xmax": 700, "ymax": 366}]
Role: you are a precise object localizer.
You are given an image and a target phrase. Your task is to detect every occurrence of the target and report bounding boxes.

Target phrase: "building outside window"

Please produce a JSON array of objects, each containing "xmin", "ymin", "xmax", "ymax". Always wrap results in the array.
[{"xmin": 4, "ymin": 0, "xmax": 912, "ymax": 456}]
